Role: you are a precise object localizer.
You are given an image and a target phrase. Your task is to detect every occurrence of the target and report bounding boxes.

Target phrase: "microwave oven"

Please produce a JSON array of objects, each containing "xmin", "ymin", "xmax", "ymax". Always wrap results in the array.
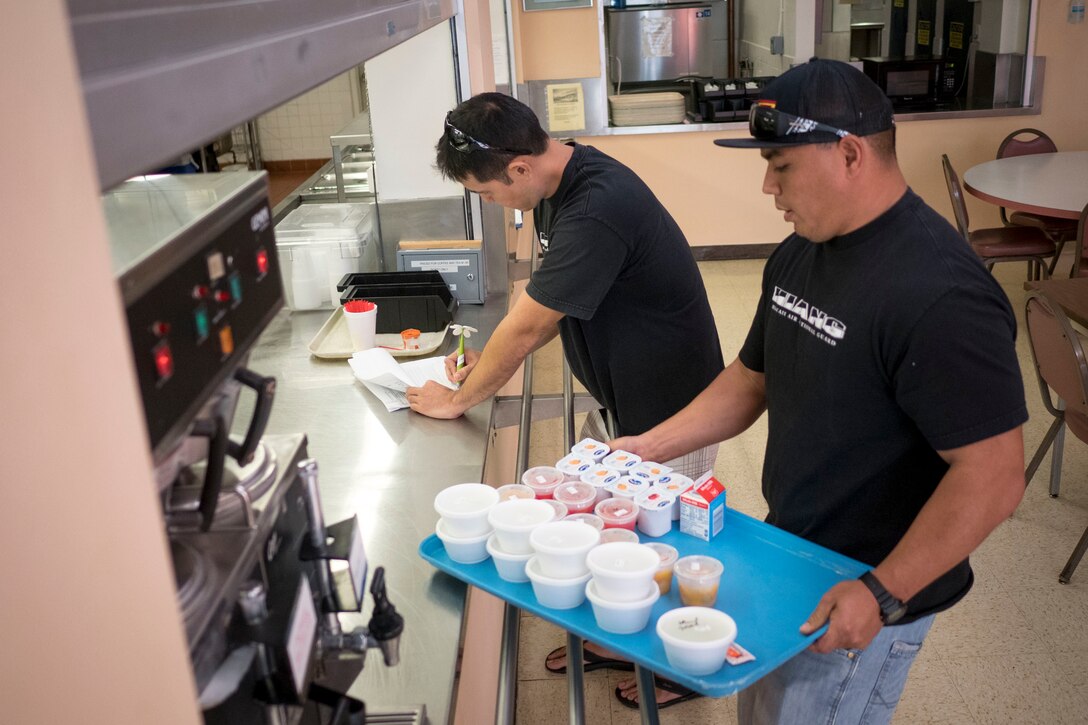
[{"xmin": 861, "ymin": 56, "xmax": 955, "ymax": 107}]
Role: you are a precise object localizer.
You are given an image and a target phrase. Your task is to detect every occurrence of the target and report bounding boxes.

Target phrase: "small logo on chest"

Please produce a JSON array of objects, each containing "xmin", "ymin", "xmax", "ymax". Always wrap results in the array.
[{"xmin": 771, "ymin": 286, "xmax": 847, "ymax": 345}]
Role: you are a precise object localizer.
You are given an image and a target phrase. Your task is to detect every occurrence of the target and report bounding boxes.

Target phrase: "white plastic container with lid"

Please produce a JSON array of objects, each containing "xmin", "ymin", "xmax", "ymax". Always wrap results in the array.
[
  {"xmin": 607, "ymin": 476, "xmax": 649, "ymax": 501},
  {"xmin": 572, "ymin": 437, "xmax": 610, "ymax": 461},
  {"xmin": 635, "ymin": 489, "xmax": 675, "ymax": 538},
  {"xmin": 556, "ymin": 453, "xmax": 596, "ymax": 482},
  {"xmin": 602, "ymin": 450, "xmax": 642, "ymax": 473},
  {"xmin": 274, "ymin": 203, "xmax": 378, "ymax": 309},
  {"xmin": 652, "ymin": 473, "xmax": 695, "ymax": 520},
  {"xmin": 630, "ymin": 461, "xmax": 672, "ymax": 481},
  {"xmin": 579, "ymin": 464, "xmax": 622, "ymax": 504}
]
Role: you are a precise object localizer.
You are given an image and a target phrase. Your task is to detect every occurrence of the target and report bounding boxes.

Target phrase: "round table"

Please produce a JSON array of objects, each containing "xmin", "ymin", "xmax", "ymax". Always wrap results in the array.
[{"xmin": 963, "ymin": 150, "xmax": 1088, "ymax": 220}]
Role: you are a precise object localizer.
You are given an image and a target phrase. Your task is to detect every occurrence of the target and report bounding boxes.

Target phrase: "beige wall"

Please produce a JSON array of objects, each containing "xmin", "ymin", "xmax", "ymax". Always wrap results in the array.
[
  {"xmin": 0, "ymin": 4, "xmax": 200, "ymax": 724},
  {"xmin": 513, "ymin": 5, "xmax": 600, "ymax": 82},
  {"xmin": 522, "ymin": 3, "xmax": 1088, "ymax": 246}
]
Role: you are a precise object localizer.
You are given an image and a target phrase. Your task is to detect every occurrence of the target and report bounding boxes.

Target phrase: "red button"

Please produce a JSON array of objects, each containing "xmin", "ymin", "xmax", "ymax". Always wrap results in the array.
[{"xmin": 153, "ymin": 341, "xmax": 174, "ymax": 381}]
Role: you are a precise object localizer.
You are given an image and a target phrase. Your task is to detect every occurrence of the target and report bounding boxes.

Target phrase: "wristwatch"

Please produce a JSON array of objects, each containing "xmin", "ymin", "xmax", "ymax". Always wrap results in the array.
[{"xmin": 858, "ymin": 571, "xmax": 908, "ymax": 625}]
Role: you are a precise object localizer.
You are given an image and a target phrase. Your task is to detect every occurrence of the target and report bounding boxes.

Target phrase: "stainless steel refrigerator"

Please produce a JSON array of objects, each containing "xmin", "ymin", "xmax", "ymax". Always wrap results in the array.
[{"xmin": 606, "ymin": 0, "xmax": 728, "ymax": 84}]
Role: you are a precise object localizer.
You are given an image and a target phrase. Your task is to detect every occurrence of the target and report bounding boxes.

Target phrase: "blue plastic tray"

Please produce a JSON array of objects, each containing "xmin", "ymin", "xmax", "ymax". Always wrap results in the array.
[{"xmin": 418, "ymin": 508, "xmax": 867, "ymax": 697}]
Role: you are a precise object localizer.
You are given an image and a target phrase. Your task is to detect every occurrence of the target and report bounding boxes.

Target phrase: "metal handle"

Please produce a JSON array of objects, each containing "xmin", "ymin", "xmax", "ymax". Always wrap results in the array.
[
  {"xmin": 190, "ymin": 414, "xmax": 228, "ymax": 531},
  {"xmin": 228, "ymin": 367, "xmax": 276, "ymax": 465}
]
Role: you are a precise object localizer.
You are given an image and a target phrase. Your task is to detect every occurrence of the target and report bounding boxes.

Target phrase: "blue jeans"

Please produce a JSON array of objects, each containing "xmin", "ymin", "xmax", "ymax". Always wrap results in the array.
[{"xmin": 737, "ymin": 614, "xmax": 935, "ymax": 725}]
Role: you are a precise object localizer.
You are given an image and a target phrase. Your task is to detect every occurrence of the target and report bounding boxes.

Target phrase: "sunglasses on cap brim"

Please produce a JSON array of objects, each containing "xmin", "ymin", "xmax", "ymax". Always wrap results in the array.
[
  {"xmin": 444, "ymin": 113, "xmax": 532, "ymax": 156},
  {"xmin": 748, "ymin": 104, "xmax": 851, "ymax": 141}
]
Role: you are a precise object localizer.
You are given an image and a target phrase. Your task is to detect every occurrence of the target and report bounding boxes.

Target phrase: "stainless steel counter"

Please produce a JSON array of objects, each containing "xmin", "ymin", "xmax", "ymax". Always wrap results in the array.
[{"xmin": 236, "ymin": 294, "xmax": 509, "ymax": 723}]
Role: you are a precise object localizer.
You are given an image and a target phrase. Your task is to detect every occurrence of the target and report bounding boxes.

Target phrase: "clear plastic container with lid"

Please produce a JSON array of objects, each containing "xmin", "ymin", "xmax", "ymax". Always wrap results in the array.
[
  {"xmin": 521, "ymin": 466, "xmax": 565, "ymax": 499},
  {"xmin": 553, "ymin": 481, "xmax": 597, "ymax": 514},
  {"xmin": 674, "ymin": 555, "xmax": 724, "ymax": 607},
  {"xmin": 564, "ymin": 513, "xmax": 605, "ymax": 531},
  {"xmin": 644, "ymin": 542, "xmax": 679, "ymax": 594},
  {"xmin": 496, "ymin": 483, "xmax": 535, "ymax": 501},
  {"xmin": 274, "ymin": 203, "xmax": 378, "ymax": 309},
  {"xmin": 595, "ymin": 497, "xmax": 639, "ymax": 530}
]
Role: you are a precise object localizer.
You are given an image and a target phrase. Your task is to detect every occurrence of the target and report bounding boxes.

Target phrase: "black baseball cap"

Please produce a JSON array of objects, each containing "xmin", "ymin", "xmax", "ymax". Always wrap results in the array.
[{"xmin": 715, "ymin": 58, "xmax": 894, "ymax": 149}]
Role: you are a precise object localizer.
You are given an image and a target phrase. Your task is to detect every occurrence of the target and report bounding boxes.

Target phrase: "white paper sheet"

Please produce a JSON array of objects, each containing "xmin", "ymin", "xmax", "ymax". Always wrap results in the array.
[{"xmin": 348, "ymin": 348, "xmax": 457, "ymax": 412}]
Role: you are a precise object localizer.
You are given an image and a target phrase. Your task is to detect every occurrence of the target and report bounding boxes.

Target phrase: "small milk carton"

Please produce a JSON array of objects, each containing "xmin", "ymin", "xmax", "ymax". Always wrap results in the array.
[{"xmin": 679, "ymin": 472, "xmax": 727, "ymax": 541}]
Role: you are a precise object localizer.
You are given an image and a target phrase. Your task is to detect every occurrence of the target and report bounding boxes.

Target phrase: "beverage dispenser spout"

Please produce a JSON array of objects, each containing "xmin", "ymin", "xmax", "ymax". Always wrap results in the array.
[{"xmin": 367, "ymin": 567, "xmax": 404, "ymax": 667}]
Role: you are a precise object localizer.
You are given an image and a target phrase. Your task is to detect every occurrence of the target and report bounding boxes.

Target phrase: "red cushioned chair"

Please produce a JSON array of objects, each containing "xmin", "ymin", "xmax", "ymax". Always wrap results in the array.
[
  {"xmin": 997, "ymin": 129, "xmax": 1079, "ymax": 275},
  {"xmin": 1024, "ymin": 291, "xmax": 1088, "ymax": 583},
  {"xmin": 942, "ymin": 154, "xmax": 1055, "ymax": 280}
]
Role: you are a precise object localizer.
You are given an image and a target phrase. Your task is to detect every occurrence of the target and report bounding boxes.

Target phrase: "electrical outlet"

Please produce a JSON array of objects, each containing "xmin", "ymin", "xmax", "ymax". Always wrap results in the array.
[{"xmin": 770, "ymin": 35, "xmax": 784, "ymax": 55}]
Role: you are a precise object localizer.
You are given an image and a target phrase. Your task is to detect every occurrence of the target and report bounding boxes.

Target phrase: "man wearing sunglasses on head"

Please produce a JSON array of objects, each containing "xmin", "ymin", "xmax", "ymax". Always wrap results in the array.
[
  {"xmin": 608, "ymin": 60, "xmax": 1026, "ymax": 721},
  {"xmin": 408, "ymin": 92, "xmax": 723, "ymax": 476}
]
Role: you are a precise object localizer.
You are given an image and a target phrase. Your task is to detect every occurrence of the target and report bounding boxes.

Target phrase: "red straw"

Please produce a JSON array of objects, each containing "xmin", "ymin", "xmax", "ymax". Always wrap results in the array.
[{"xmin": 344, "ymin": 299, "xmax": 375, "ymax": 313}]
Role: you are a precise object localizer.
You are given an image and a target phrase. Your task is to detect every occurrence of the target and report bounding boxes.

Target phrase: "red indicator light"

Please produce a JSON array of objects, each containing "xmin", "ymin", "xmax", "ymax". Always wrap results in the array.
[
  {"xmin": 256, "ymin": 248, "xmax": 269, "ymax": 275},
  {"xmin": 215, "ymin": 290, "xmax": 231, "ymax": 303},
  {"xmin": 151, "ymin": 321, "xmax": 171, "ymax": 337},
  {"xmin": 192, "ymin": 284, "xmax": 210, "ymax": 300},
  {"xmin": 153, "ymin": 342, "xmax": 174, "ymax": 381}
]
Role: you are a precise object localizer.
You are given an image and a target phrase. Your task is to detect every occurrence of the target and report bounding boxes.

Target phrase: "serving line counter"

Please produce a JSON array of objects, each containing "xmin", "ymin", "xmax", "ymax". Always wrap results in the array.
[{"xmin": 234, "ymin": 294, "xmax": 509, "ymax": 723}]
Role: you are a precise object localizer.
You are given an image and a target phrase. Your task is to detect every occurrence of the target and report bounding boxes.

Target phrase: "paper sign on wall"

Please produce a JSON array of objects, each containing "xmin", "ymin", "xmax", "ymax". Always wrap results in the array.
[
  {"xmin": 546, "ymin": 83, "xmax": 586, "ymax": 132},
  {"xmin": 641, "ymin": 16, "xmax": 675, "ymax": 58}
]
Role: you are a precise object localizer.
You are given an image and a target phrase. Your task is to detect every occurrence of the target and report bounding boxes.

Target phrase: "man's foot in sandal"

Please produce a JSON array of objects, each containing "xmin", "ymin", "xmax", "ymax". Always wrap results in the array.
[
  {"xmin": 614, "ymin": 676, "xmax": 702, "ymax": 710},
  {"xmin": 544, "ymin": 642, "xmax": 634, "ymax": 674}
]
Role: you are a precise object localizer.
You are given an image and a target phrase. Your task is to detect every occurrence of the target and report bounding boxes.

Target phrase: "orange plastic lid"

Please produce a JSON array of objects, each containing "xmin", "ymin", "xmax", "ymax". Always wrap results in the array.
[{"xmin": 401, "ymin": 328, "xmax": 421, "ymax": 340}]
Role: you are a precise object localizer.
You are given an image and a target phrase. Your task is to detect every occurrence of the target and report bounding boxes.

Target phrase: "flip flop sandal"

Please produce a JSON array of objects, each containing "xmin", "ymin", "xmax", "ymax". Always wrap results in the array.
[
  {"xmin": 614, "ymin": 675, "xmax": 702, "ymax": 710},
  {"xmin": 544, "ymin": 645, "xmax": 636, "ymax": 675}
]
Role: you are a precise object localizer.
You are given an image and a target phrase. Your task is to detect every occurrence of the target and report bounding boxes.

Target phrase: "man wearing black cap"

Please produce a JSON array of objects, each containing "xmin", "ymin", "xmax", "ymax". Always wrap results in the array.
[{"xmin": 611, "ymin": 59, "xmax": 1026, "ymax": 721}]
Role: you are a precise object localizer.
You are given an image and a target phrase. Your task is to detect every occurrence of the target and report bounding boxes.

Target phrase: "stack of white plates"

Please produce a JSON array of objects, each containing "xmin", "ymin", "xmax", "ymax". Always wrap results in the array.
[{"xmin": 609, "ymin": 93, "xmax": 686, "ymax": 127}]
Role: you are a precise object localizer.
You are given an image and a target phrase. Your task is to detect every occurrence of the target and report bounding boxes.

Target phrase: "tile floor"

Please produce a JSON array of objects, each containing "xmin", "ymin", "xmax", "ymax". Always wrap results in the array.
[{"xmin": 513, "ymin": 256, "xmax": 1088, "ymax": 725}]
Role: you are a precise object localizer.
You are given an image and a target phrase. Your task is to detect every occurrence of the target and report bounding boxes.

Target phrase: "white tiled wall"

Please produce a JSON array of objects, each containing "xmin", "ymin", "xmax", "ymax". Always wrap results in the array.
[{"xmin": 257, "ymin": 72, "xmax": 362, "ymax": 161}]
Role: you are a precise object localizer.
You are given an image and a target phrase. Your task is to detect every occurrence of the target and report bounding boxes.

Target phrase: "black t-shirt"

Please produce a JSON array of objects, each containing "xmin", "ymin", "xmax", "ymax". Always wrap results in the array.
[
  {"xmin": 528, "ymin": 143, "xmax": 723, "ymax": 436},
  {"xmin": 739, "ymin": 190, "xmax": 1027, "ymax": 622}
]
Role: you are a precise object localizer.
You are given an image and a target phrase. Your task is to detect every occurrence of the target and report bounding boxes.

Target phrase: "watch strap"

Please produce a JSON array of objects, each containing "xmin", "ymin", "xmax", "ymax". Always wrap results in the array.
[{"xmin": 858, "ymin": 570, "xmax": 907, "ymax": 624}]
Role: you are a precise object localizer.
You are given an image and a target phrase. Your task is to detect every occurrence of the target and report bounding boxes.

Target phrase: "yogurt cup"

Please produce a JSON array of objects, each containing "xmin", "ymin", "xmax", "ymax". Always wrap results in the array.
[
  {"xmin": 652, "ymin": 474, "xmax": 694, "ymax": 520},
  {"xmin": 526, "ymin": 557, "xmax": 592, "ymax": 610},
  {"xmin": 595, "ymin": 497, "xmax": 639, "ymax": 530},
  {"xmin": 434, "ymin": 518, "xmax": 491, "ymax": 564},
  {"xmin": 644, "ymin": 542, "xmax": 679, "ymax": 594},
  {"xmin": 602, "ymin": 450, "xmax": 642, "ymax": 473},
  {"xmin": 496, "ymin": 483, "xmax": 535, "ymax": 502},
  {"xmin": 486, "ymin": 533, "xmax": 533, "ymax": 583},
  {"xmin": 487, "ymin": 498, "xmax": 556, "ymax": 555},
  {"xmin": 606, "ymin": 476, "xmax": 649, "ymax": 502},
  {"xmin": 599, "ymin": 528, "xmax": 640, "ymax": 544},
  {"xmin": 553, "ymin": 481, "xmax": 597, "ymax": 514},
  {"xmin": 656, "ymin": 607, "xmax": 737, "ymax": 676},
  {"xmin": 630, "ymin": 461, "xmax": 672, "ymax": 481},
  {"xmin": 572, "ymin": 437, "xmax": 610, "ymax": 461},
  {"xmin": 579, "ymin": 464, "xmax": 622, "ymax": 504},
  {"xmin": 529, "ymin": 520, "xmax": 601, "ymax": 579},
  {"xmin": 542, "ymin": 499, "xmax": 569, "ymax": 520},
  {"xmin": 585, "ymin": 579, "xmax": 660, "ymax": 634},
  {"xmin": 564, "ymin": 513, "xmax": 605, "ymax": 531},
  {"xmin": 556, "ymin": 453, "xmax": 597, "ymax": 482},
  {"xmin": 635, "ymin": 489, "xmax": 675, "ymax": 538},
  {"xmin": 433, "ymin": 483, "xmax": 499, "ymax": 538},
  {"xmin": 521, "ymin": 466, "xmax": 565, "ymax": 499},
  {"xmin": 586, "ymin": 542, "xmax": 660, "ymax": 602},
  {"xmin": 674, "ymin": 555, "xmax": 724, "ymax": 607}
]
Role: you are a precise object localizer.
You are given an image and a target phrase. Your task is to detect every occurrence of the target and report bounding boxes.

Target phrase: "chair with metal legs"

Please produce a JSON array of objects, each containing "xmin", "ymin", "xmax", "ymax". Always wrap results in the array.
[
  {"xmin": 996, "ymin": 129, "xmax": 1079, "ymax": 276},
  {"xmin": 942, "ymin": 154, "xmax": 1056, "ymax": 280},
  {"xmin": 1023, "ymin": 290, "xmax": 1088, "ymax": 583}
]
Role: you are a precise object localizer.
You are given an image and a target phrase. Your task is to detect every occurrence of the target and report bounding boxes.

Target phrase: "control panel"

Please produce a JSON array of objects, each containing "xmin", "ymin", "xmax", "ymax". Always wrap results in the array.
[{"xmin": 123, "ymin": 193, "xmax": 282, "ymax": 458}]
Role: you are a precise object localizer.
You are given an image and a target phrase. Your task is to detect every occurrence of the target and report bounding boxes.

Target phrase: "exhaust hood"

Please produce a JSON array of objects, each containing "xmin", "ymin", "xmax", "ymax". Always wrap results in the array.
[{"xmin": 66, "ymin": 0, "xmax": 455, "ymax": 190}]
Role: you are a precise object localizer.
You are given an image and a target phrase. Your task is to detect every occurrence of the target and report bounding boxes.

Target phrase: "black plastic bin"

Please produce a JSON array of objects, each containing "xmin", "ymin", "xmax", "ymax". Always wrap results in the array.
[
  {"xmin": 336, "ymin": 270, "xmax": 446, "ymax": 293},
  {"xmin": 340, "ymin": 283, "xmax": 455, "ymax": 334}
]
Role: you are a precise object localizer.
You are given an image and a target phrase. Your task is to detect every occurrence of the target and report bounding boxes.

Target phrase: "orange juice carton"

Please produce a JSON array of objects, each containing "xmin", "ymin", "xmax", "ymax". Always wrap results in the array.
[{"xmin": 679, "ymin": 472, "xmax": 726, "ymax": 541}]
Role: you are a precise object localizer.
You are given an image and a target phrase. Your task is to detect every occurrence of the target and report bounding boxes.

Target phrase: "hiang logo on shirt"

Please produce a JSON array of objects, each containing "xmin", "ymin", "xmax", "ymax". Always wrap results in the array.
[
  {"xmin": 771, "ymin": 286, "xmax": 846, "ymax": 346},
  {"xmin": 538, "ymin": 232, "xmax": 550, "ymax": 253}
]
